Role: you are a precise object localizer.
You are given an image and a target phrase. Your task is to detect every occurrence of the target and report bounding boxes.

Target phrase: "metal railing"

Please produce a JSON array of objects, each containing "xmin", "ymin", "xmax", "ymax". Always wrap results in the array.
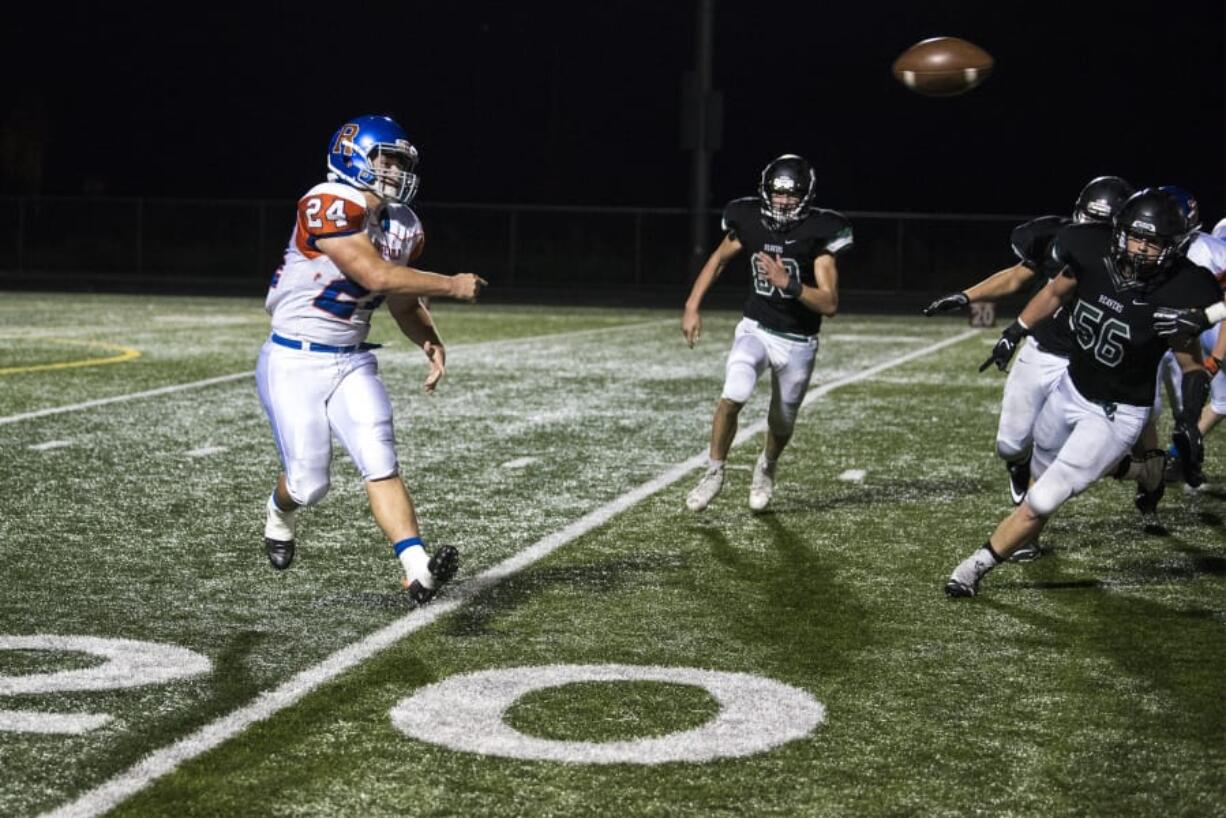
[{"xmin": 0, "ymin": 195, "xmax": 1034, "ymax": 303}]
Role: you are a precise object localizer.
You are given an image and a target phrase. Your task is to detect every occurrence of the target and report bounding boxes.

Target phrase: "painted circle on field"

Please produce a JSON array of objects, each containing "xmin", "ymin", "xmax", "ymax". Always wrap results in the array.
[
  {"xmin": 389, "ymin": 664, "xmax": 825, "ymax": 764},
  {"xmin": 0, "ymin": 635, "xmax": 212, "ymax": 694}
]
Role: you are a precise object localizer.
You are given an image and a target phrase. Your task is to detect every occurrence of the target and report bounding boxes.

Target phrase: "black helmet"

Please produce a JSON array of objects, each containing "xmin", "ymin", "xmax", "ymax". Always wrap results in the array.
[
  {"xmin": 1107, "ymin": 188, "xmax": 1188, "ymax": 290},
  {"xmin": 758, "ymin": 155, "xmax": 815, "ymax": 230},
  {"xmin": 1073, "ymin": 176, "xmax": 1135, "ymax": 223}
]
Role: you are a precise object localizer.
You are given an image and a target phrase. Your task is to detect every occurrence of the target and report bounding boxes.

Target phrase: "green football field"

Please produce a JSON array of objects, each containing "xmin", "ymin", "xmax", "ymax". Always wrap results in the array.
[{"xmin": 1, "ymin": 292, "xmax": 1223, "ymax": 817}]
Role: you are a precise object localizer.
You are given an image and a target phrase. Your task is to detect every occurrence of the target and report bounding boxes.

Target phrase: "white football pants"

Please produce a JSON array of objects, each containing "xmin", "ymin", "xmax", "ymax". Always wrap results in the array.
[
  {"xmin": 1027, "ymin": 371, "xmax": 1149, "ymax": 517},
  {"xmin": 722, "ymin": 318, "xmax": 818, "ymax": 438},
  {"xmin": 256, "ymin": 339, "xmax": 399, "ymax": 507},
  {"xmin": 996, "ymin": 337, "xmax": 1069, "ymax": 462}
]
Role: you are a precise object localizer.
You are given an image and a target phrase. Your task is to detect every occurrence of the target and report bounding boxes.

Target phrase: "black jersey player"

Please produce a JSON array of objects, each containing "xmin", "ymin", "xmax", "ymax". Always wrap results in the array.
[
  {"xmin": 923, "ymin": 176, "xmax": 1134, "ymax": 518},
  {"xmin": 947, "ymin": 188, "xmax": 1219, "ymax": 596},
  {"xmin": 682, "ymin": 155, "xmax": 852, "ymax": 513}
]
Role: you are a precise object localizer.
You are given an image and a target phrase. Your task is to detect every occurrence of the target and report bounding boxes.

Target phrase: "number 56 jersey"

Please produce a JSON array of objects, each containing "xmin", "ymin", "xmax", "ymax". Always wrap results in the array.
[
  {"xmin": 1052, "ymin": 222, "xmax": 1220, "ymax": 407},
  {"xmin": 266, "ymin": 182, "xmax": 425, "ymax": 347}
]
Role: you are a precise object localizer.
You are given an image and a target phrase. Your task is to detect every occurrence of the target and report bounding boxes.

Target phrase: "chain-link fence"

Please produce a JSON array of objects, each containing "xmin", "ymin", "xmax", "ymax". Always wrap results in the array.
[{"xmin": 0, "ymin": 196, "xmax": 1035, "ymax": 309}]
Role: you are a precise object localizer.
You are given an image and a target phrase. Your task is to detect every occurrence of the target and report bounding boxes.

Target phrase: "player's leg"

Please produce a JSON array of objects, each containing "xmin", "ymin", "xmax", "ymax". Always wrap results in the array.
[
  {"xmin": 947, "ymin": 377, "xmax": 1146, "ymax": 596},
  {"xmin": 751, "ymin": 335, "xmax": 816, "ymax": 511},
  {"xmin": 328, "ymin": 354, "xmax": 457, "ymax": 600},
  {"xmin": 950, "ymin": 381, "xmax": 1071, "ymax": 579},
  {"xmin": 255, "ymin": 343, "xmax": 335, "ymax": 569},
  {"xmin": 995, "ymin": 339, "xmax": 1065, "ymax": 505},
  {"xmin": 688, "ymin": 320, "xmax": 768, "ymax": 511}
]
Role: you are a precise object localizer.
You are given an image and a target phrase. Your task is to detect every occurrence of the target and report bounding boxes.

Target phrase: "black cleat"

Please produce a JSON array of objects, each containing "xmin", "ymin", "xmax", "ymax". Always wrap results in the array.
[
  {"xmin": 1006, "ymin": 459, "xmax": 1030, "ymax": 505},
  {"xmin": 264, "ymin": 537, "xmax": 295, "ymax": 570},
  {"xmin": 944, "ymin": 578, "xmax": 977, "ymax": 598},
  {"xmin": 404, "ymin": 545, "xmax": 459, "ymax": 604}
]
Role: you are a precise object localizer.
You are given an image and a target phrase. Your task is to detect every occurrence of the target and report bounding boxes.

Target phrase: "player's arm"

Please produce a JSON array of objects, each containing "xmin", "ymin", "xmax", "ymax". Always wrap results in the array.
[
  {"xmin": 1208, "ymin": 322, "xmax": 1226, "ymax": 375},
  {"xmin": 387, "ymin": 294, "xmax": 447, "ymax": 392},
  {"xmin": 980, "ymin": 272, "xmax": 1075, "ymax": 372},
  {"xmin": 803, "ymin": 253, "xmax": 839, "ymax": 316},
  {"xmin": 683, "ymin": 233, "xmax": 743, "ymax": 347},
  {"xmin": 924, "ymin": 264, "xmax": 1036, "ymax": 316},
  {"xmin": 1154, "ymin": 299, "xmax": 1226, "ymax": 337},
  {"xmin": 755, "ymin": 252, "xmax": 838, "ymax": 316},
  {"xmin": 317, "ymin": 232, "xmax": 486, "ymax": 301}
]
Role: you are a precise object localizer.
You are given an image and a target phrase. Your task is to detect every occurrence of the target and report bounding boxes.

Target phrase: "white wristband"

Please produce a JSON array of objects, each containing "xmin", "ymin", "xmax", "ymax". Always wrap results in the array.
[{"xmin": 1205, "ymin": 301, "xmax": 1226, "ymax": 326}]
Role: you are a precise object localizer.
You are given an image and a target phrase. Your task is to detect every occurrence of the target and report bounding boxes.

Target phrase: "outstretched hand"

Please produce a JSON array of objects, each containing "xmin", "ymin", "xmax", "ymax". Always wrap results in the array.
[
  {"xmin": 923, "ymin": 291, "xmax": 970, "ymax": 317},
  {"xmin": 423, "ymin": 341, "xmax": 446, "ymax": 392},
  {"xmin": 451, "ymin": 273, "xmax": 489, "ymax": 302}
]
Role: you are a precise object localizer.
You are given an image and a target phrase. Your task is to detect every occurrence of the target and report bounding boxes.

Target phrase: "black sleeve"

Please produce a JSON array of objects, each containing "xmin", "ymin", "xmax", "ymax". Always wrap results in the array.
[
  {"xmin": 1010, "ymin": 217, "xmax": 1059, "ymax": 270},
  {"xmin": 721, "ymin": 201, "xmax": 743, "ymax": 239},
  {"xmin": 822, "ymin": 212, "xmax": 854, "ymax": 256},
  {"xmin": 1049, "ymin": 227, "xmax": 1079, "ymax": 279}
]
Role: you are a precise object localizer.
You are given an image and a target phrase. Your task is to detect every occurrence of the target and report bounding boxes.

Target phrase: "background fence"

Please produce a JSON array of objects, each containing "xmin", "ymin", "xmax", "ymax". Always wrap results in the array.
[{"xmin": 0, "ymin": 196, "xmax": 1037, "ymax": 311}]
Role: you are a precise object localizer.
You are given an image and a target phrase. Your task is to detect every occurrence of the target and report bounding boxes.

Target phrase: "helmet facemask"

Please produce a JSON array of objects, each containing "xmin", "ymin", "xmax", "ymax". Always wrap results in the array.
[
  {"xmin": 352, "ymin": 141, "xmax": 420, "ymax": 204},
  {"xmin": 1109, "ymin": 226, "xmax": 1176, "ymax": 290},
  {"xmin": 758, "ymin": 156, "xmax": 815, "ymax": 231}
]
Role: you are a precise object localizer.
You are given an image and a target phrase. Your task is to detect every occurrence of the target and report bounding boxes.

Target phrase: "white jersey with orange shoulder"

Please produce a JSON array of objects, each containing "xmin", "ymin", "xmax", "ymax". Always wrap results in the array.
[
  {"xmin": 266, "ymin": 181, "xmax": 425, "ymax": 347},
  {"xmin": 1186, "ymin": 229, "xmax": 1226, "ymax": 284}
]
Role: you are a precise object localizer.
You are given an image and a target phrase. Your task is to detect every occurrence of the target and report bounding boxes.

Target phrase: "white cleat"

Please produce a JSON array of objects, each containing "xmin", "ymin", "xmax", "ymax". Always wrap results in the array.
[
  {"xmin": 686, "ymin": 466, "xmax": 725, "ymax": 511},
  {"xmin": 944, "ymin": 548, "xmax": 998, "ymax": 598},
  {"xmin": 749, "ymin": 454, "xmax": 775, "ymax": 512}
]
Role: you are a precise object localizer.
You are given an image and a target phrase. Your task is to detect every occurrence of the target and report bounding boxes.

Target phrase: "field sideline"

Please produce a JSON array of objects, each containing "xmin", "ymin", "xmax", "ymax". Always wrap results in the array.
[{"xmin": 1, "ymin": 293, "xmax": 1223, "ymax": 817}]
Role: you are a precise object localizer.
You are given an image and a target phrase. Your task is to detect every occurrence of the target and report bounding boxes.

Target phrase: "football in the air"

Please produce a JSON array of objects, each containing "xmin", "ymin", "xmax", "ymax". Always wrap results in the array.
[{"xmin": 892, "ymin": 37, "xmax": 993, "ymax": 97}]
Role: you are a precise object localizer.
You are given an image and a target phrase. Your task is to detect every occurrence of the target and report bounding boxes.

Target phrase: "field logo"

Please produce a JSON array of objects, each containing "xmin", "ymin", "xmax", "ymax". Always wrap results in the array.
[
  {"xmin": 390, "ymin": 664, "xmax": 825, "ymax": 763},
  {"xmin": 0, "ymin": 634, "xmax": 211, "ymax": 735}
]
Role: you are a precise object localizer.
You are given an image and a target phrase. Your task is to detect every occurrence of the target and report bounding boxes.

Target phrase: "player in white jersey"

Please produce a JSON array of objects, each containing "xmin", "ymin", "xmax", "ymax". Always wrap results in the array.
[
  {"xmin": 1153, "ymin": 203, "xmax": 1226, "ymax": 486},
  {"xmin": 257, "ymin": 115, "xmax": 486, "ymax": 604}
]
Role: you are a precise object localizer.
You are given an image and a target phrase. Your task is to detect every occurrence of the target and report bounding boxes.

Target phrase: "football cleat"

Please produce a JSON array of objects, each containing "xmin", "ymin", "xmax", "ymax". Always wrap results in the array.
[
  {"xmin": 264, "ymin": 537, "xmax": 295, "ymax": 570},
  {"xmin": 1007, "ymin": 537, "xmax": 1041, "ymax": 562},
  {"xmin": 1006, "ymin": 459, "xmax": 1030, "ymax": 505},
  {"xmin": 748, "ymin": 454, "xmax": 775, "ymax": 512},
  {"xmin": 686, "ymin": 466, "xmax": 725, "ymax": 512},
  {"xmin": 944, "ymin": 548, "xmax": 998, "ymax": 598},
  {"xmin": 403, "ymin": 545, "xmax": 459, "ymax": 605}
]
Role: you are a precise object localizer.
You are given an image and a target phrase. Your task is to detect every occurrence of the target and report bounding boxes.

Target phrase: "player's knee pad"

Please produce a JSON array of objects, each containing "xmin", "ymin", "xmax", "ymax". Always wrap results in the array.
[
  {"xmin": 348, "ymin": 424, "xmax": 399, "ymax": 482},
  {"xmin": 722, "ymin": 359, "xmax": 759, "ymax": 405},
  {"xmin": 995, "ymin": 436, "xmax": 1031, "ymax": 463},
  {"xmin": 1025, "ymin": 462, "xmax": 1080, "ymax": 517},
  {"xmin": 286, "ymin": 465, "xmax": 330, "ymax": 507}
]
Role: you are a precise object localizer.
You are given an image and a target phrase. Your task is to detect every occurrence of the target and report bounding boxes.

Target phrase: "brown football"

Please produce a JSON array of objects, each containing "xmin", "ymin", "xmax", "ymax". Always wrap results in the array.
[{"xmin": 892, "ymin": 37, "xmax": 993, "ymax": 97}]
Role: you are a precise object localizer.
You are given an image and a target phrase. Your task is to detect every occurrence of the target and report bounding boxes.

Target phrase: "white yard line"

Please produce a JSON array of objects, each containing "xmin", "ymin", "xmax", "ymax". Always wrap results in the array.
[
  {"xmin": 0, "ymin": 373, "xmax": 256, "ymax": 427},
  {"xmin": 41, "ymin": 327, "xmax": 977, "ymax": 818},
  {"xmin": 0, "ymin": 319, "xmax": 676, "ymax": 428}
]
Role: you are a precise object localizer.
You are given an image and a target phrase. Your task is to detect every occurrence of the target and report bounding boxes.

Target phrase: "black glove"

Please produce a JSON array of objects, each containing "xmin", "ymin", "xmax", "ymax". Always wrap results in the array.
[
  {"xmin": 979, "ymin": 321, "xmax": 1027, "ymax": 373},
  {"xmin": 1153, "ymin": 306, "xmax": 1210, "ymax": 338},
  {"xmin": 923, "ymin": 291, "xmax": 970, "ymax": 317},
  {"xmin": 1172, "ymin": 421, "xmax": 1205, "ymax": 488}
]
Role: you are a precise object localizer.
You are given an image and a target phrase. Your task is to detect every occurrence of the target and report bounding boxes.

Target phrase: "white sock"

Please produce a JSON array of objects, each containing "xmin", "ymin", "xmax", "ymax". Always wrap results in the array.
[
  {"xmin": 265, "ymin": 492, "xmax": 297, "ymax": 540},
  {"xmin": 399, "ymin": 544, "xmax": 433, "ymax": 589},
  {"xmin": 707, "ymin": 458, "xmax": 725, "ymax": 473}
]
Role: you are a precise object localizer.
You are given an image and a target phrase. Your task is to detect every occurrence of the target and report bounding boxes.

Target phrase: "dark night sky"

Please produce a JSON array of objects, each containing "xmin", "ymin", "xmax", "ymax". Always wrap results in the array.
[{"xmin": 5, "ymin": 1, "xmax": 1224, "ymax": 218}]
